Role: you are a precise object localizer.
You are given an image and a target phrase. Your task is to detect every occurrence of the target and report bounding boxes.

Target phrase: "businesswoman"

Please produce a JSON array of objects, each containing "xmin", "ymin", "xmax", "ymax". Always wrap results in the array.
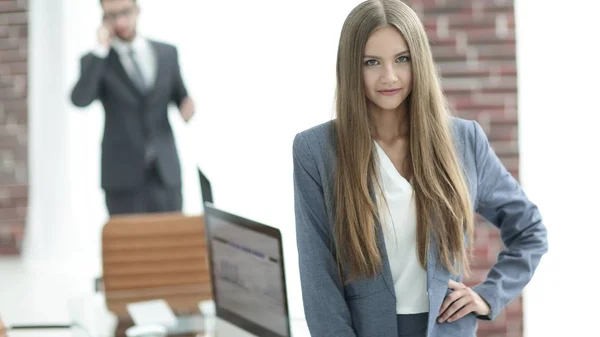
[{"xmin": 292, "ymin": 1, "xmax": 548, "ymax": 336}]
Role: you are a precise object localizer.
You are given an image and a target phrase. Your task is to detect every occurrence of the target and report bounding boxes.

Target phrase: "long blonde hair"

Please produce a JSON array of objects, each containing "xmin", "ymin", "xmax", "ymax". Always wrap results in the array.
[{"xmin": 334, "ymin": 0, "xmax": 473, "ymax": 281}]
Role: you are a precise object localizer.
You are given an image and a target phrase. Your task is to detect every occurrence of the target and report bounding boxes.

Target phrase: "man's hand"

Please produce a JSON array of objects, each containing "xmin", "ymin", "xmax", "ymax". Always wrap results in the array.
[
  {"xmin": 97, "ymin": 23, "xmax": 113, "ymax": 48},
  {"xmin": 179, "ymin": 97, "xmax": 195, "ymax": 122},
  {"xmin": 0, "ymin": 315, "xmax": 7, "ymax": 337},
  {"xmin": 437, "ymin": 279, "xmax": 491, "ymax": 323}
]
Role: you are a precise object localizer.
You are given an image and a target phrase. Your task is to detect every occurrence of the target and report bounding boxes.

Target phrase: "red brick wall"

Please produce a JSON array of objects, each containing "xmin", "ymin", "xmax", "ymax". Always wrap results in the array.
[
  {"xmin": 0, "ymin": 0, "xmax": 28, "ymax": 255},
  {"xmin": 405, "ymin": 0, "xmax": 521, "ymax": 336}
]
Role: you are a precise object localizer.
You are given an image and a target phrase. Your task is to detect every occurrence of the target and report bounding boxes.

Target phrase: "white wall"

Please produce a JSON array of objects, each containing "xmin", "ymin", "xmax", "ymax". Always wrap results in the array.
[
  {"xmin": 516, "ymin": 0, "xmax": 600, "ymax": 335},
  {"xmin": 26, "ymin": 0, "xmax": 365, "ymax": 321}
]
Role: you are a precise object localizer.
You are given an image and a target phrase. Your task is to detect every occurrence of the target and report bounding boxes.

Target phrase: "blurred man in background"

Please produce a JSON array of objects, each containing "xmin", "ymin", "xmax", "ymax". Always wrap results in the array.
[{"xmin": 71, "ymin": 0, "xmax": 194, "ymax": 215}]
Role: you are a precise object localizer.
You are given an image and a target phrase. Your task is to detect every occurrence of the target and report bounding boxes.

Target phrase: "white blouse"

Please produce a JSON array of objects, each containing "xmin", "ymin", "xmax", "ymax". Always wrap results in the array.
[{"xmin": 374, "ymin": 141, "xmax": 429, "ymax": 314}]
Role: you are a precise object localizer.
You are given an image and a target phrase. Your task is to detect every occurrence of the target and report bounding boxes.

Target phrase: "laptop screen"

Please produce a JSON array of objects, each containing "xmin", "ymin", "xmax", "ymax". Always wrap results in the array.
[
  {"xmin": 203, "ymin": 204, "xmax": 290, "ymax": 337},
  {"xmin": 198, "ymin": 167, "xmax": 213, "ymax": 204}
]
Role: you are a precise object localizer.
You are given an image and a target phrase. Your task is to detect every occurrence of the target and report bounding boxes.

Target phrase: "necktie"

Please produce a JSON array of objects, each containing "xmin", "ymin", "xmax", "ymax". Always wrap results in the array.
[
  {"xmin": 128, "ymin": 47, "xmax": 155, "ymax": 163},
  {"xmin": 128, "ymin": 48, "xmax": 147, "ymax": 92}
]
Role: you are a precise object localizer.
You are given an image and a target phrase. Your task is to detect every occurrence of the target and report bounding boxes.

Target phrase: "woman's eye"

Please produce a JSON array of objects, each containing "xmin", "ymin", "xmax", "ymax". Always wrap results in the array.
[
  {"xmin": 365, "ymin": 59, "xmax": 379, "ymax": 66},
  {"xmin": 397, "ymin": 56, "xmax": 410, "ymax": 63}
]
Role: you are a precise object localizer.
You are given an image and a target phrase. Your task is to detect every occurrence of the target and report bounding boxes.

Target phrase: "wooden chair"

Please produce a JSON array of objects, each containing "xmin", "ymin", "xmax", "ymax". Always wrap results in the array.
[{"xmin": 101, "ymin": 213, "xmax": 212, "ymax": 318}]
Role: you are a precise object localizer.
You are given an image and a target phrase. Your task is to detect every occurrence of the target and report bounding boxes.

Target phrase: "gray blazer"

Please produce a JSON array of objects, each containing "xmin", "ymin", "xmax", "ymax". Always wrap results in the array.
[
  {"xmin": 292, "ymin": 118, "xmax": 548, "ymax": 337},
  {"xmin": 71, "ymin": 40, "xmax": 187, "ymax": 191}
]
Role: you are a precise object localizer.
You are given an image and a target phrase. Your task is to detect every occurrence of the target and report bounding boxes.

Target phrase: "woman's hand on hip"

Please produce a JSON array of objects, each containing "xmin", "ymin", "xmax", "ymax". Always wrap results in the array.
[{"xmin": 437, "ymin": 279, "xmax": 491, "ymax": 323}]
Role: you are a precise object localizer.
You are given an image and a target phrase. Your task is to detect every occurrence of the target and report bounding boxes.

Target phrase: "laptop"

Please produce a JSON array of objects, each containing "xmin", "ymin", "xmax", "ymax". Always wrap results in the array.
[
  {"xmin": 198, "ymin": 167, "xmax": 213, "ymax": 204},
  {"xmin": 203, "ymin": 202, "xmax": 291, "ymax": 337}
]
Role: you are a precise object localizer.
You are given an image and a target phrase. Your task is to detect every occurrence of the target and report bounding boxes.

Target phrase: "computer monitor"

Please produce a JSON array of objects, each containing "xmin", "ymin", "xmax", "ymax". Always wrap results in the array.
[{"xmin": 203, "ymin": 203, "xmax": 291, "ymax": 337}]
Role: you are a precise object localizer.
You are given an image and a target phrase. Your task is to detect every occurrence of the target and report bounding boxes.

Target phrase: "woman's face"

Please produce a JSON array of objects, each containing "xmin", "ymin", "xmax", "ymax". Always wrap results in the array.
[{"xmin": 362, "ymin": 26, "xmax": 413, "ymax": 113}]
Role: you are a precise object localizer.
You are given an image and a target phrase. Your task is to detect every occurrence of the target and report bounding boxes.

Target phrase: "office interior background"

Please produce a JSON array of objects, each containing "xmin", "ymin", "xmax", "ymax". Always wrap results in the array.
[{"xmin": 1, "ymin": 0, "xmax": 598, "ymax": 336}]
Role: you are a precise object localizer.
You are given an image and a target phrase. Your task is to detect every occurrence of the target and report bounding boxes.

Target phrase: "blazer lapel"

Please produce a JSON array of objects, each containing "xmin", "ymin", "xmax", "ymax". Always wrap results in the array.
[
  {"xmin": 426, "ymin": 225, "xmax": 451, "ymax": 285},
  {"xmin": 425, "ymin": 226, "xmax": 453, "ymax": 336},
  {"xmin": 108, "ymin": 48, "xmax": 143, "ymax": 97},
  {"xmin": 427, "ymin": 233, "xmax": 440, "ymax": 287}
]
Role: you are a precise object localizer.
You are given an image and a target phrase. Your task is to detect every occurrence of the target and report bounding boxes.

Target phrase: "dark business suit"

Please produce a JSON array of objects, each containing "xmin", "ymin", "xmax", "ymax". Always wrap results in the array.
[{"xmin": 71, "ymin": 40, "xmax": 188, "ymax": 215}]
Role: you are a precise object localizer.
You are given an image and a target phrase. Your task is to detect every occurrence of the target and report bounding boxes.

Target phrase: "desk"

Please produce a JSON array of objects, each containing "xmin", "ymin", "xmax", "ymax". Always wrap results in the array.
[
  {"xmin": 0, "ymin": 258, "xmax": 311, "ymax": 337},
  {"xmin": 4, "ymin": 291, "xmax": 310, "ymax": 337}
]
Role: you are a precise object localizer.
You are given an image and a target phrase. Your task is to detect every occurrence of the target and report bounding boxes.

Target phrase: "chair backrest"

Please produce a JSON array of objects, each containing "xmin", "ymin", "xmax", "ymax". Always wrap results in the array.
[{"xmin": 101, "ymin": 213, "xmax": 212, "ymax": 317}]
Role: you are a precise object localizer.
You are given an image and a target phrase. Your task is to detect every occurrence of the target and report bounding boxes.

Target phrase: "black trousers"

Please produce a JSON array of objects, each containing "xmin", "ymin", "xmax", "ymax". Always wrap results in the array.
[
  {"xmin": 397, "ymin": 313, "xmax": 428, "ymax": 337},
  {"xmin": 104, "ymin": 163, "xmax": 182, "ymax": 216}
]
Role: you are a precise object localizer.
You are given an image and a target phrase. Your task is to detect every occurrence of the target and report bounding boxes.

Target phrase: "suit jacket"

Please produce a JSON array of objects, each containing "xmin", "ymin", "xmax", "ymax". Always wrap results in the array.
[
  {"xmin": 71, "ymin": 40, "xmax": 188, "ymax": 191},
  {"xmin": 292, "ymin": 117, "xmax": 548, "ymax": 337}
]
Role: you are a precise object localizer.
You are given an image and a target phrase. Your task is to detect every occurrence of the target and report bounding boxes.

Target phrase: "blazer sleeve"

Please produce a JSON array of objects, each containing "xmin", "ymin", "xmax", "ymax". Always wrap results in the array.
[
  {"xmin": 171, "ymin": 47, "xmax": 189, "ymax": 107},
  {"xmin": 293, "ymin": 133, "xmax": 357, "ymax": 337},
  {"xmin": 70, "ymin": 52, "xmax": 107, "ymax": 107},
  {"xmin": 470, "ymin": 120, "xmax": 549, "ymax": 320}
]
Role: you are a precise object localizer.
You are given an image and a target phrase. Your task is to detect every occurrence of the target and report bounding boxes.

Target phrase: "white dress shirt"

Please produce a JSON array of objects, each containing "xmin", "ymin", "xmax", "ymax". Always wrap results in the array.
[
  {"xmin": 375, "ymin": 141, "xmax": 429, "ymax": 314},
  {"xmin": 92, "ymin": 35, "xmax": 157, "ymax": 90}
]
